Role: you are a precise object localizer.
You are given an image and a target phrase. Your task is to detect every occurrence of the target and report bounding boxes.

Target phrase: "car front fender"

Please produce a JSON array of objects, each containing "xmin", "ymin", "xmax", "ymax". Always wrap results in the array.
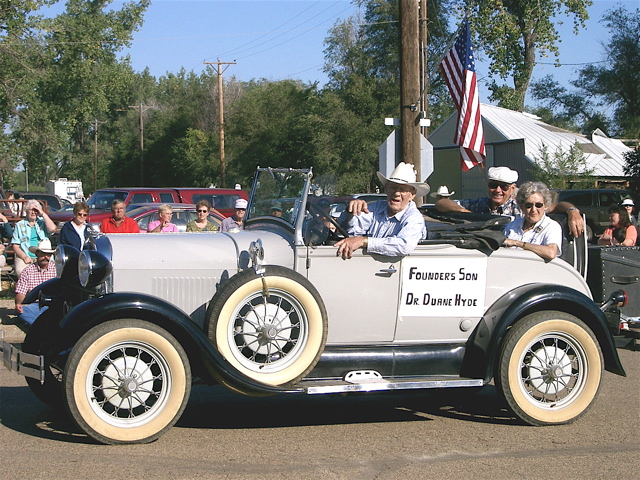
[
  {"xmin": 461, "ymin": 284, "xmax": 626, "ymax": 382},
  {"xmin": 57, "ymin": 292, "xmax": 300, "ymax": 396}
]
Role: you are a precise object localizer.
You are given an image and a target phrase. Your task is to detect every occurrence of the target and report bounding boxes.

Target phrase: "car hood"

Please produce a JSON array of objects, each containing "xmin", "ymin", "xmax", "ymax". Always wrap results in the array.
[{"xmin": 106, "ymin": 230, "xmax": 295, "ymax": 326}]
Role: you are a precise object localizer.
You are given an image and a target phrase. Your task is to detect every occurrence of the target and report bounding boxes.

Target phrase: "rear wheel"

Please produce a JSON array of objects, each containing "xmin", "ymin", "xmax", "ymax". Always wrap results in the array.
[
  {"xmin": 497, "ymin": 311, "xmax": 603, "ymax": 426},
  {"xmin": 63, "ymin": 319, "xmax": 191, "ymax": 444},
  {"xmin": 206, "ymin": 266, "xmax": 328, "ymax": 386}
]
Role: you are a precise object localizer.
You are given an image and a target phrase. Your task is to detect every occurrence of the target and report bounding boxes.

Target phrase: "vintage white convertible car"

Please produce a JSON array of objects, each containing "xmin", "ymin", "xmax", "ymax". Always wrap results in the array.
[{"xmin": 1, "ymin": 168, "xmax": 629, "ymax": 444}]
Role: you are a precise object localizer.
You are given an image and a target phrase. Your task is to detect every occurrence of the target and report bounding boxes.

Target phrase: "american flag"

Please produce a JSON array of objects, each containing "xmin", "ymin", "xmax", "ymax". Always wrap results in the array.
[{"xmin": 440, "ymin": 20, "xmax": 485, "ymax": 171}]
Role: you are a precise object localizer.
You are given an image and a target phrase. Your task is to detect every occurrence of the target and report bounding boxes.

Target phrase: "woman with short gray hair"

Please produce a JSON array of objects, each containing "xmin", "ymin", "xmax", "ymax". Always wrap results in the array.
[
  {"xmin": 148, "ymin": 204, "xmax": 178, "ymax": 233},
  {"xmin": 503, "ymin": 181, "xmax": 563, "ymax": 260},
  {"xmin": 11, "ymin": 199, "xmax": 57, "ymax": 276}
]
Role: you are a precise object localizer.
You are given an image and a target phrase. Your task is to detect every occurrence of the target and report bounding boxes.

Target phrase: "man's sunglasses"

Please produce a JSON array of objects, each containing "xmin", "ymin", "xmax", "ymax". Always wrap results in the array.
[
  {"xmin": 524, "ymin": 202, "xmax": 544, "ymax": 209},
  {"xmin": 488, "ymin": 181, "xmax": 512, "ymax": 191},
  {"xmin": 196, "ymin": 209, "xmax": 208, "ymax": 213}
]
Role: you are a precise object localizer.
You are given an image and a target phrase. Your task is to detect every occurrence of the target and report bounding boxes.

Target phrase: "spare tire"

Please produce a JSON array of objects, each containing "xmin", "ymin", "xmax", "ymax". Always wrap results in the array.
[{"xmin": 206, "ymin": 266, "xmax": 328, "ymax": 386}]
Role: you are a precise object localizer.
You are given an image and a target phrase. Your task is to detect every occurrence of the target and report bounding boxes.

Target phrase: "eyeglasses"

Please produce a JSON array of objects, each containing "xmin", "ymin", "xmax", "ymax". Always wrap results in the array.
[
  {"xmin": 196, "ymin": 209, "xmax": 208, "ymax": 213},
  {"xmin": 76, "ymin": 212, "xmax": 88, "ymax": 217},
  {"xmin": 524, "ymin": 202, "xmax": 544, "ymax": 209},
  {"xmin": 488, "ymin": 181, "xmax": 512, "ymax": 191}
]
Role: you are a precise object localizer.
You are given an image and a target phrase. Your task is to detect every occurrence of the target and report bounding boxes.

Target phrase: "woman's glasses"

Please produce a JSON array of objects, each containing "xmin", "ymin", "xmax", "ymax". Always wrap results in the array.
[
  {"xmin": 197, "ymin": 209, "xmax": 208, "ymax": 213},
  {"xmin": 76, "ymin": 212, "xmax": 88, "ymax": 217},
  {"xmin": 524, "ymin": 202, "xmax": 544, "ymax": 209}
]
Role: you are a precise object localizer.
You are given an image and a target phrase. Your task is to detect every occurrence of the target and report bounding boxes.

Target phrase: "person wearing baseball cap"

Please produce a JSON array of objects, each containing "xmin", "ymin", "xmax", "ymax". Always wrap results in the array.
[
  {"xmin": 621, "ymin": 198, "xmax": 636, "ymax": 226},
  {"xmin": 435, "ymin": 166, "xmax": 584, "ymax": 237},
  {"xmin": 221, "ymin": 198, "xmax": 248, "ymax": 232},
  {"xmin": 336, "ymin": 162, "xmax": 429, "ymax": 259}
]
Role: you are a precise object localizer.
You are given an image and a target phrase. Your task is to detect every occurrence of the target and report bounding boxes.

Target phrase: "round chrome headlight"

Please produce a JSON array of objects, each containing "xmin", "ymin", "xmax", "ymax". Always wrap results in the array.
[
  {"xmin": 78, "ymin": 250, "xmax": 113, "ymax": 288},
  {"xmin": 54, "ymin": 244, "xmax": 80, "ymax": 279}
]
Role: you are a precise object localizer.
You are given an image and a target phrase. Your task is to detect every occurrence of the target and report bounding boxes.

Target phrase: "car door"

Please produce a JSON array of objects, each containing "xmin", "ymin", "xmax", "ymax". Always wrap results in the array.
[{"xmin": 298, "ymin": 245, "xmax": 402, "ymax": 344}]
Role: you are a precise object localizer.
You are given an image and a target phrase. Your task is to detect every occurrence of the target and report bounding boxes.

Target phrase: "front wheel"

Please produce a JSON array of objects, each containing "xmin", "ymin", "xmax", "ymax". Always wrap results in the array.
[
  {"xmin": 63, "ymin": 319, "xmax": 191, "ymax": 444},
  {"xmin": 497, "ymin": 311, "xmax": 603, "ymax": 426}
]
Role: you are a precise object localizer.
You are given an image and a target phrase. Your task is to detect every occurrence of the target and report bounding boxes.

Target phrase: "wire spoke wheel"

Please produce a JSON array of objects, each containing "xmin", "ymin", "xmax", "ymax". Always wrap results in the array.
[
  {"xmin": 497, "ymin": 311, "xmax": 603, "ymax": 426},
  {"xmin": 63, "ymin": 319, "xmax": 191, "ymax": 444}
]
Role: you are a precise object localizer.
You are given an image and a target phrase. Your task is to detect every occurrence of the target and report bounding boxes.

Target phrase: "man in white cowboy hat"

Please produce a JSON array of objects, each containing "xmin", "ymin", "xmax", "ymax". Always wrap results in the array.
[
  {"xmin": 431, "ymin": 185, "xmax": 455, "ymax": 201},
  {"xmin": 435, "ymin": 166, "xmax": 584, "ymax": 237},
  {"xmin": 14, "ymin": 238, "xmax": 57, "ymax": 325},
  {"xmin": 336, "ymin": 162, "xmax": 429, "ymax": 259}
]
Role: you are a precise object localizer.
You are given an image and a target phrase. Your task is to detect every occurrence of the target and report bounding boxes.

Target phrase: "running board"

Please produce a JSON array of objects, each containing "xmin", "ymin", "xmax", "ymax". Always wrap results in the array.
[{"xmin": 298, "ymin": 373, "xmax": 484, "ymax": 395}]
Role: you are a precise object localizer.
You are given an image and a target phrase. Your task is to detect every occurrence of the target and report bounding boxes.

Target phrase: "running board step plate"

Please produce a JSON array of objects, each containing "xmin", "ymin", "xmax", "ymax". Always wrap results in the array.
[{"xmin": 299, "ymin": 375, "xmax": 484, "ymax": 395}]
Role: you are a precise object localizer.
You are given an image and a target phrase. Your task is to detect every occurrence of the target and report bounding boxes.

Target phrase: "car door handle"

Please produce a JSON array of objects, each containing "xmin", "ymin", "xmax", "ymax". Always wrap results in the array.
[{"xmin": 378, "ymin": 265, "xmax": 397, "ymax": 276}]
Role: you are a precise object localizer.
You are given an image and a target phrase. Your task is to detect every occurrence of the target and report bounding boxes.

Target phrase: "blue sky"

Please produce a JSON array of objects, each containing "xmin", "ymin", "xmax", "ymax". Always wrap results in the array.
[{"xmin": 43, "ymin": 0, "xmax": 636, "ymax": 108}]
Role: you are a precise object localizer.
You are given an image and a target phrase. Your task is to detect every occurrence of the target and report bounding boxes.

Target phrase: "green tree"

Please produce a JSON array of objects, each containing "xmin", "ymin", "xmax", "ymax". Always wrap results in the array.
[
  {"xmin": 530, "ymin": 142, "xmax": 594, "ymax": 189},
  {"xmin": 530, "ymin": 7, "xmax": 639, "ymax": 138},
  {"xmin": 463, "ymin": 0, "xmax": 591, "ymax": 111},
  {"xmin": 623, "ymin": 146, "xmax": 640, "ymax": 200},
  {"xmin": 11, "ymin": 0, "xmax": 149, "ymax": 190},
  {"xmin": 321, "ymin": 0, "xmax": 453, "ymax": 190}
]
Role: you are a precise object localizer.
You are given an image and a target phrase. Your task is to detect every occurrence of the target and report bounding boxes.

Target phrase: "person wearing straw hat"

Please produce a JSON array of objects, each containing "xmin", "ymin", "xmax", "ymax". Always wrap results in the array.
[
  {"xmin": 431, "ymin": 185, "xmax": 455, "ymax": 201},
  {"xmin": 336, "ymin": 162, "xmax": 429, "ymax": 259},
  {"xmin": 14, "ymin": 238, "xmax": 57, "ymax": 324},
  {"xmin": 435, "ymin": 166, "xmax": 584, "ymax": 237}
]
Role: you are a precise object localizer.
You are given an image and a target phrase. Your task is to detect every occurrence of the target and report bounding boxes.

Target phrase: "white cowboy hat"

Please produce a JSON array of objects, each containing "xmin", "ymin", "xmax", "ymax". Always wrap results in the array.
[
  {"xmin": 487, "ymin": 166, "xmax": 518, "ymax": 184},
  {"xmin": 376, "ymin": 162, "xmax": 430, "ymax": 197},
  {"xmin": 29, "ymin": 238, "xmax": 55, "ymax": 254},
  {"xmin": 431, "ymin": 185, "xmax": 455, "ymax": 198}
]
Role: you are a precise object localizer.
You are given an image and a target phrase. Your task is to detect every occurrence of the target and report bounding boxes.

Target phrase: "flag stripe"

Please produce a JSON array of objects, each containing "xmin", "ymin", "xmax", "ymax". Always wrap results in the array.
[{"xmin": 439, "ymin": 20, "xmax": 485, "ymax": 171}]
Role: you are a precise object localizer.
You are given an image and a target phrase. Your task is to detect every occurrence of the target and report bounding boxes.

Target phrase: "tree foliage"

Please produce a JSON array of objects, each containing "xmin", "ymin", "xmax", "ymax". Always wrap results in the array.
[
  {"xmin": 530, "ymin": 7, "xmax": 640, "ymax": 138},
  {"xmin": 530, "ymin": 142, "xmax": 594, "ymax": 189},
  {"xmin": 623, "ymin": 146, "xmax": 640, "ymax": 199},
  {"xmin": 463, "ymin": 0, "xmax": 591, "ymax": 111}
]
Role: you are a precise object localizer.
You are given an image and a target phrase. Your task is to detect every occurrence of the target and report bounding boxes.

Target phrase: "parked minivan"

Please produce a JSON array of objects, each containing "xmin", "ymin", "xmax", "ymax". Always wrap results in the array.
[{"xmin": 553, "ymin": 188, "xmax": 635, "ymax": 240}]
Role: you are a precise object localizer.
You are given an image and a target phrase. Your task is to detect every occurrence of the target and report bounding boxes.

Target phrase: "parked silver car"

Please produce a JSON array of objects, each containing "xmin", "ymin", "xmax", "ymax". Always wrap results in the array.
[{"xmin": 1, "ymin": 168, "xmax": 628, "ymax": 445}]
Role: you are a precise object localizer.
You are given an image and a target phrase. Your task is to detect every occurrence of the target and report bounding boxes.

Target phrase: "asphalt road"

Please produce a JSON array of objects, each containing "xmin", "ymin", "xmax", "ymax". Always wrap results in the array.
[{"xmin": 1, "ymin": 332, "xmax": 638, "ymax": 480}]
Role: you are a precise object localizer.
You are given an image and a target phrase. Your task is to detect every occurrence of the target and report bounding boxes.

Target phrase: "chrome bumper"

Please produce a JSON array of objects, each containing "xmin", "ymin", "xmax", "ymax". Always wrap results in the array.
[{"xmin": 0, "ymin": 331, "xmax": 45, "ymax": 382}]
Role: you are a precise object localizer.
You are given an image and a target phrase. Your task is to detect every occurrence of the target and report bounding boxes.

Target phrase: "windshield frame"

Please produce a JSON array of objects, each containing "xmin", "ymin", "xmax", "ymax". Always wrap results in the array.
[{"xmin": 245, "ymin": 167, "xmax": 312, "ymax": 243}]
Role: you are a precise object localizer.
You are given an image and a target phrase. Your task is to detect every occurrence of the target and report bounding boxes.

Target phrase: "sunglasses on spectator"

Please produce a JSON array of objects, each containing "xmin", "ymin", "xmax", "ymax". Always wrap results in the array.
[
  {"xmin": 76, "ymin": 212, "xmax": 88, "ymax": 217},
  {"xmin": 524, "ymin": 202, "xmax": 544, "ymax": 209},
  {"xmin": 196, "ymin": 209, "xmax": 208, "ymax": 213},
  {"xmin": 488, "ymin": 181, "xmax": 512, "ymax": 191}
]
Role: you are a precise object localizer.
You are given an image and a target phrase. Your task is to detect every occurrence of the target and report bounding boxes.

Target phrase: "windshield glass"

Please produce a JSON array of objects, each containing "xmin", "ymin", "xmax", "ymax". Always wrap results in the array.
[
  {"xmin": 247, "ymin": 168, "xmax": 311, "ymax": 227},
  {"xmin": 87, "ymin": 191, "xmax": 127, "ymax": 210}
]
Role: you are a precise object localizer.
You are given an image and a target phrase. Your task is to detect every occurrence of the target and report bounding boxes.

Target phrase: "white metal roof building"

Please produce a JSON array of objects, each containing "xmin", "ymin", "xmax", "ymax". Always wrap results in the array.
[{"xmin": 427, "ymin": 104, "xmax": 632, "ymax": 199}]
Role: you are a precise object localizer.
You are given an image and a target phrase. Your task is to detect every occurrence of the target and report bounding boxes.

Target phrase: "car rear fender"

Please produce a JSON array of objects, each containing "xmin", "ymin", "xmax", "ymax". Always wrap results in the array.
[
  {"xmin": 56, "ymin": 292, "xmax": 299, "ymax": 396},
  {"xmin": 461, "ymin": 284, "xmax": 626, "ymax": 382}
]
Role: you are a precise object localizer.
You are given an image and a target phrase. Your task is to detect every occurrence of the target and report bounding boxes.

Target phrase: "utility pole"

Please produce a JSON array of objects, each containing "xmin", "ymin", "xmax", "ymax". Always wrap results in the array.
[
  {"xmin": 418, "ymin": 0, "xmax": 428, "ymax": 138},
  {"xmin": 399, "ymin": 0, "xmax": 421, "ymax": 178},
  {"xmin": 128, "ymin": 103, "xmax": 157, "ymax": 186},
  {"xmin": 92, "ymin": 119, "xmax": 107, "ymax": 192},
  {"xmin": 204, "ymin": 59, "xmax": 235, "ymax": 187}
]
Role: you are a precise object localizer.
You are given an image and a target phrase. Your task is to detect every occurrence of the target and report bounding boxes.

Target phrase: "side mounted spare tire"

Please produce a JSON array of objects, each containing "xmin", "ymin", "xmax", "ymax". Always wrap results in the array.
[{"xmin": 206, "ymin": 266, "xmax": 328, "ymax": 386}]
